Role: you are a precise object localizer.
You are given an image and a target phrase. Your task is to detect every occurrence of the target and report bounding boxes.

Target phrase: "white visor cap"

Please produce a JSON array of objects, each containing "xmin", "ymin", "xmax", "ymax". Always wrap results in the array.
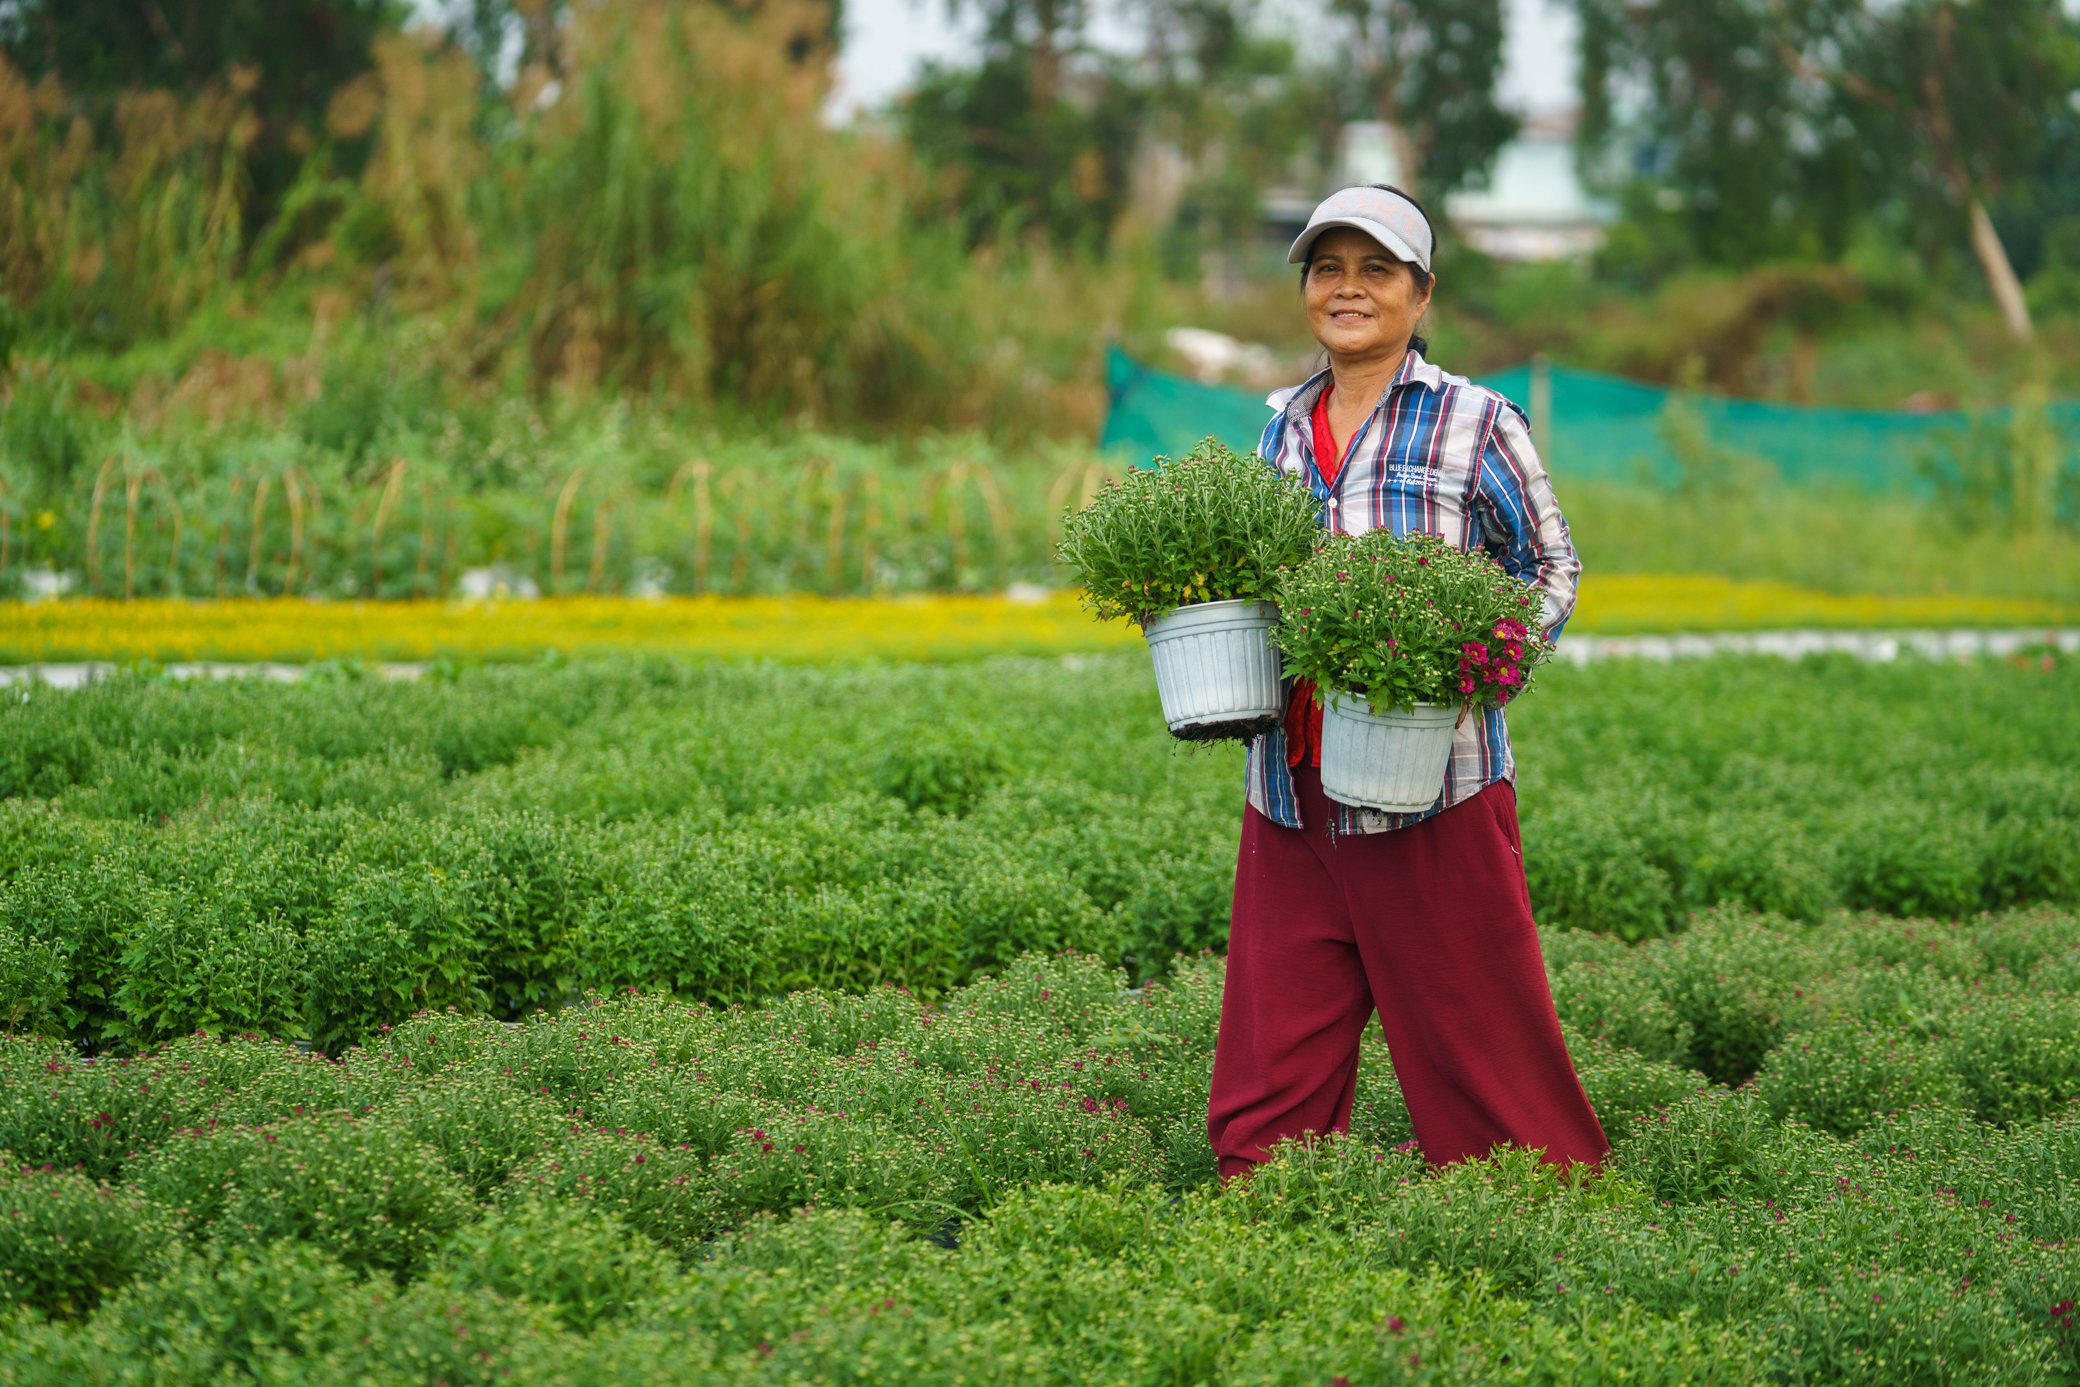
[{"xmin": 1287, "ymin": 186, "xmax": 1433, "ymax": 273}]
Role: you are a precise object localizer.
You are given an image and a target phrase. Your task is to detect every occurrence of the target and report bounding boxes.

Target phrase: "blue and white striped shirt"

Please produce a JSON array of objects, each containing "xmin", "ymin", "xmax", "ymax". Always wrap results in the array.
[{"xmin": 1246, "ymin": 348, "xmax": 1582, "ymax": 834}]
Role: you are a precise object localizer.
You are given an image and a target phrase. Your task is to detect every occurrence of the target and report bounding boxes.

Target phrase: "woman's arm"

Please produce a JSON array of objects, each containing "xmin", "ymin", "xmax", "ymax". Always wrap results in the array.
[{"xmin": 1474, "ymin": 401, "xmax": 1582, "ymax": 642}]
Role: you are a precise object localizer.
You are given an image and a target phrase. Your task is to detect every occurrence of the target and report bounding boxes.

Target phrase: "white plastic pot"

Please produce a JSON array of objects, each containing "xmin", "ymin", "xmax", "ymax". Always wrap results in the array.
[
  {"xmin": 1143, "ymin": 599, "xmax": 1283, "ymax": 741},
  {"xmin": 1318, "ymin": 692, "xmax": 1461, "ymax": 812}
]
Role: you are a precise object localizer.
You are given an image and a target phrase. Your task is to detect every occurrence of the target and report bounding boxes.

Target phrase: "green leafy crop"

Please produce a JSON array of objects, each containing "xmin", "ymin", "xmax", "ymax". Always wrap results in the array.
[
  {"xmin": 1055, "ymin": 438, "xmax": 1321, "ymax": 627},
  {"xmin": 1273, "ymin": 530, "xmax": 1551, "ymax": 713}
]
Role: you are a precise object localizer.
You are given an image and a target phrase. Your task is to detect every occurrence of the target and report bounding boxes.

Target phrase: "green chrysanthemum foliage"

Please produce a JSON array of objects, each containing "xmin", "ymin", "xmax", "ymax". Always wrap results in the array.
[
  {"xmin": 1055, "ymin": 438, "xmax": 1321, "ymax": 628},
  {"xmin": 1273, "ymin": 530, "xmax": 1551, "ymax": 713}
]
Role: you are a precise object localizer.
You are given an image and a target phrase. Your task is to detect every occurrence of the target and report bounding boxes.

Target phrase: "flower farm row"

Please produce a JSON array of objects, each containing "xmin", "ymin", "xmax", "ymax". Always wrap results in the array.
[
  {"xmin": 3, "ymin": 651, "xmax": 2077, "ymax": 1381},
  {"xmin": 4, "ymin": 652, "xmax": 2076, "ymax": 1049},
  {"xmin": 3, "ymin": 916, "xmax": 2078, "ymax": 1382},
  {"xmin": 6, "ymin": 578, "xmax": 2080, "ymax": 668}
]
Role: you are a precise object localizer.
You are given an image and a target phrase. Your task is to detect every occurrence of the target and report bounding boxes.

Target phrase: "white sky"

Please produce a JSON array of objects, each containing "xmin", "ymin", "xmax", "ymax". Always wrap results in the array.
[{"xmin": 829, "ymin": 0, "xmax": 1582, "ymax": 121}]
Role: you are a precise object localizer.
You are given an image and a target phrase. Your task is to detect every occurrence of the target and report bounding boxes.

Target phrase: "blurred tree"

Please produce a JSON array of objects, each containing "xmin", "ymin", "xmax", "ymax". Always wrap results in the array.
[
  {"xmin": 1572, "ymin": 0, "xmax": 2080, "ymax": 341},
  {"xmin": 1128, "ymin": 0, "xmax": 1324, "ymax": 257},
  {"xmin": 0, "ymin": 0, "xmax": 404, "ymax": 225},
  {"xmin": 903, "ymin": 52, "xmax": 1147, "ymax": 248},
  {"xmin": 1321, "ymin": 0, "xmax": 1516, "ymax": 199},
  {"xmin": 940, "ymin": 0, "xmax": 1085, "ymax": 111},
  {"xmin": 1571, "ymin": 0, "xmax": 1854, "ymax": 264},
  {"xmin": 438, "ymin": 0, "xmax": 840, "ymax": 81},
  {"xmin": 1990, "ymin": 108, "xmax": 2080, "ymax": 285},
  {"xmin": 903, "ymin": 0, "xmax": 1325, "ymax": 255},
  {"xmin": 901, "ymin": 0, "xmax": 1146, "ymax": 249},
  {"xmin": 1803, "ymin": 0, "xmax": 2080, "ymax": 343}
]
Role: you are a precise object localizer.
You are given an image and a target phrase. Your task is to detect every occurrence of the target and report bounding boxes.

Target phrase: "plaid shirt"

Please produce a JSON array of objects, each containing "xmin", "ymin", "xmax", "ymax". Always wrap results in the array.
[{"xmin": 1246, "ymin": 348, "xmax": 1581, "ymax": 834}]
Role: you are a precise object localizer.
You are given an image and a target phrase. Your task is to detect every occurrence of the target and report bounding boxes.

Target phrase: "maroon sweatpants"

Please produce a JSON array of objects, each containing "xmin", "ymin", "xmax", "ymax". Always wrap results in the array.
[{"xmin": 1207, "ymin": 765, "xmax": 1608, "ymax": 1179}]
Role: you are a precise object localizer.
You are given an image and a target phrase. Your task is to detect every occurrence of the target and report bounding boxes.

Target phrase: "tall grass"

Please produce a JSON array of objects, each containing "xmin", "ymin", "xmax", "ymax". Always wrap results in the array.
[
  {"xmin": 0, "ymin": 2, "xmax": 1153, "ymax": 441},
  {"xmin": 0, "ymin": 60, "xmax": 253, "ymax": 345}
]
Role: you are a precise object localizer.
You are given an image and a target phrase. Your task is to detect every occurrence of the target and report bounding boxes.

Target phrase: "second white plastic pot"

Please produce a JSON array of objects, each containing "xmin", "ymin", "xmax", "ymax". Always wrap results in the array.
[{"xmin": 1318, "ymin": 692, "xmax": 1461, "ymax": 812}]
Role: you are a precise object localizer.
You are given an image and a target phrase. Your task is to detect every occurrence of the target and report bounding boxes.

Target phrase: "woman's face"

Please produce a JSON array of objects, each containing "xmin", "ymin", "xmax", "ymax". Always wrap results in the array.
[{"xmin": 1303, "ymin": 226, "xmax": 1433, "ymax": 363}]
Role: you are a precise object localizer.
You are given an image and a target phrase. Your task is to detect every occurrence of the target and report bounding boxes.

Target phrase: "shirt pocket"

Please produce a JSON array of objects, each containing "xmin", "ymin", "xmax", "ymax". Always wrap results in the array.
[{"xmin": 1373, "ymin": 450, "xmax": 1448, "ymax": 536}]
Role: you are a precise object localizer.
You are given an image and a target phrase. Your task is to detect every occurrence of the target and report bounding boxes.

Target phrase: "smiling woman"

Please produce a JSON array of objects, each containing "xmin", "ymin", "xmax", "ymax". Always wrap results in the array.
[{"xmin": 1206, "ymin": 183, "xmax": 1609, "ymax": 1185}]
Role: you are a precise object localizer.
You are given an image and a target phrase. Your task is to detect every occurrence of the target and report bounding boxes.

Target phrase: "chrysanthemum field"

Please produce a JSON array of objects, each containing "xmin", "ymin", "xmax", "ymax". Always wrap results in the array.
[{"xmin": 1, "ymin": 651, "xmax": 2076, "ymax": 1383}]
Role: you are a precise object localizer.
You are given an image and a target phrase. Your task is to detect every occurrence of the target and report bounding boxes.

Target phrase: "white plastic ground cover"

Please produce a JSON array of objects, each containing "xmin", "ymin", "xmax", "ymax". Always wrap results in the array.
[{"xmin": 1, "ymin": 627, "xmax": 2075, "ymax": 688}]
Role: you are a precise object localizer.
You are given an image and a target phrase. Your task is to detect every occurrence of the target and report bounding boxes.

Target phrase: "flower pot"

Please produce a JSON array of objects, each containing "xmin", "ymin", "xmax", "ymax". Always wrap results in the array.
[
  {"xmin": 1318, "ymin": 692, "xmax": 1461, "ymax": 812},
  {"xmin": 1143, "ymin": 599, "xmax": 1283, "ymax": 742}
]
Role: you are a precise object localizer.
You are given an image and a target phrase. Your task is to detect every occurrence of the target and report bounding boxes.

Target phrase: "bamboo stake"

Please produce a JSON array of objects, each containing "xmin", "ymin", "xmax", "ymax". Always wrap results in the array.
[
  {"xmin": 416, "ymin": 481, "xmax": 435, "ymax": 595},
  {"xmin": 666, "ymin": 459, "xmax": 714, "ymax": 593},
  {"xmin": 550, "ymin": 467, "xmax": 587, "ymax": 593},
  {"xmin": 139, "ymin": 468, "xmax": 182, "ymax": 597},
  {"xmin": 794, "ymin": 457, "xmax": 835, "ymax": 589},
  {"xmin": 587, "ymin": 493, "xmax": 613, "ymax": 594},
  {"xmin": 965, "ymin": 461, "xmax": 1012, "ymax": 584},
  {"xmin": 247, "ymin": 475, "xmax": 272, "ymax": 593},
  {"xmin": 859, "ymin": 470, "xmax": 882, "ymax": 591},
  {"xmin": 293, "ymin": 466, "xmax": 322, "ymax": 595},
  {"xmin": 216, "ymin": 476, "xmax": 246, "ymax": 597},
  {"xmin": 824, "ymin": 473, "xmax": 848, "ymax": 594},
  {"xmin": 439, "ymin": 496, "xmax": 459, "ymax": 597},
  {"xmin": 921, "ymin": 464, "xmax": 965, "ymax": 578},
  {"xmin": 721, "ymin": 470, "xmax": 757, "ymax": 592},
  {"xmin": 85, "ymin": 457, "xmax": 118, "ymax": 596},
  {"xmin": 370, "ymin": 457, "xmax": 407, "ymax": 597},
  {"xmin": 282, "ymin": 470, "xmax": 308, "ymax": 596},
  {"xmin": 1045, "ymin": 460, "xmax": 1083, "ymax": 539},
  {"xmin": 123, "ymin": 473, "xmax": 140, "ymax": 600}
]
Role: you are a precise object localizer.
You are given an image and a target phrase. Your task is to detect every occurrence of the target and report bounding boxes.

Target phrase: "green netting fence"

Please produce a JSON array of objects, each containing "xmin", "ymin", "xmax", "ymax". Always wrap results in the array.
[{"xmin": 1099, "ymin": 347, "xmax": 2080, "ymax": 494}]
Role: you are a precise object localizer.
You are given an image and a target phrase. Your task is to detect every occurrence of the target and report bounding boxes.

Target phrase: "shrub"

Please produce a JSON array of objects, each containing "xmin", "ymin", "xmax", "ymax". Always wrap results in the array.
[
  {"xmin": 432, "ymin": 1200, "xmax": 677, "ymax": 1333},
  {"xmin": 1608, "ymin": 1086, "xmax": 1842, "ymax": 1204},
  {"xmin": 129, "ymin": 1114, "xmax": 474, "ymax": 1276},
  {"xmin": 0, "ymin": 923, "xmax": 68, "ymax": 1037},
  {"xmin": 501, "ymin": 1127, "xmax": 720, "ymax": 1255},
  {"xmin": 1522, "ymin": 798, "xmax": 1679, "ymax": 941},
  {"xmin": 1272, "ymin": 529, "xmax": 1550, "ymax": 712},
  {"xmin": 306, "ymin": 864, "xmax": 486, "ymax": 1053},
  {"xmin": 1973, "ymin": 904, "xmax": 2080, "ymax": 978},
  {"xmin": 0, "ymin": 1159, "xmax": 176, "ymax": 1318},
  {"xmin": 5, "ymin": 653, "xmax": 2078, "ymax": 1036},
  {"xmin": 874, "ymin": 729, "xmax": 1009, "ymax": 815},
  {"xmin": 1936, "ymin": 990, "xmax": 2080, "ymax": 1128},
  {"xmin": 112, "ymin": 886, "xmax": 308, "ymax": 1047},
  {"xmin": 1055, "ymin": 437, "xmax": 1321, "ymax": 627},
  {"xmin": 1656, "ymin": 910, "xmax": 1809, "ymax": 1083},
  {"xmin": 0, "ymin": 853, "xmax": 153, "ymax": 1047},
  {"xmin": 324, "ymin": 1278, "xmax": 567, "ymax": 1385},
  {"xmin": 1681, "ymin": 810, "xmax": 1840, "ymax": 921},
  {"xmin": 48, "ymin": 1240, "xmax": 377, "ymax": 1384},
  {"xmin": 440, "ymin": 813, "xmax": 597, "ymax": 1018},
  {"xmin": 1837, "ymin": 803, "xmax": 1988, "ymax": 919},
  {"xmin": 0, "ymin": 1041, "xmax": 224, "ymax": 1180},
  {"xmin": 375, "ymin": 1065, "xmax": 570, "ymax": 1197},
  {"xmin": 1568, "ymin": 1036, "xmax": 1709, "ymax": 1145},
  {"xmin": 1753, "ymin": 1021, "xmax": 1969, "ymax": 1137},
  {"xmin": 1549, "ymin": 956, "xmax": 1696, "ymax": 1065}
]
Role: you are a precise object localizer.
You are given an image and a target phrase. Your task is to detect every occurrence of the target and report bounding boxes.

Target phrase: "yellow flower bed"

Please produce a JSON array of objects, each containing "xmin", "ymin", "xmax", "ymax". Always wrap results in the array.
[
  {"xmin": 2, "ymin": 579, "xmax": 2073, "ymax": 666},
  {"xmin": 1579, "ymin": 574, "xmax": 2078, "ymax": 635},
  {"xmin": 0, "ymin": 595, "xmax": 1141, "ymax": 665}
]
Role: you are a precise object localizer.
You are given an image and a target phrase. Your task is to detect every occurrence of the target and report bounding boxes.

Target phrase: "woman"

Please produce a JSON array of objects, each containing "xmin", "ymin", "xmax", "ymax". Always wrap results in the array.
[{"xmin": 1206, "ymin": 184, "xmax": 1608, "ymax": 1179}]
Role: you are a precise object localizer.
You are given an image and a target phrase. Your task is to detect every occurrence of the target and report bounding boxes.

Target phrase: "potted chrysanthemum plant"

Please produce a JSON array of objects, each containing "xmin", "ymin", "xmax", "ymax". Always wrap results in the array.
[
  {"xmin": 1057, "ymin": 437, "xmax": 1320, "ymax": 741},
  {"xmin": 1271, "ymin": 530, "xmax": 1551, "ymax": 811}
]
